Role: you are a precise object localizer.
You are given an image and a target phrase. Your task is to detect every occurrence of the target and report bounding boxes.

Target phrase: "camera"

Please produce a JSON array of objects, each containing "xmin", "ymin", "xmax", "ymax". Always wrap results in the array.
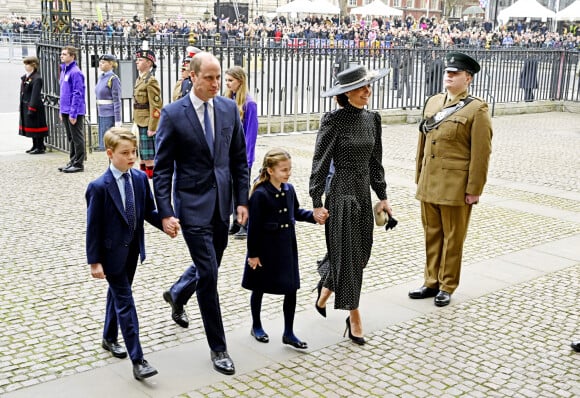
[{"xmin": 385, "ymin": 215, "xmax": 398, "ymax": 231}]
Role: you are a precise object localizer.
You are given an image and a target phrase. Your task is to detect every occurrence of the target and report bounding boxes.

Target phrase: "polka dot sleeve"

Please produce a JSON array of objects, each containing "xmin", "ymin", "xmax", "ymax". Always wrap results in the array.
[
  {"xmin": 369, "ymin": 112, "xmax": 387, "ymax": 200},
  {"xmin": 309, "ymin": 111, "xmax": 337, "ymax": 208}
]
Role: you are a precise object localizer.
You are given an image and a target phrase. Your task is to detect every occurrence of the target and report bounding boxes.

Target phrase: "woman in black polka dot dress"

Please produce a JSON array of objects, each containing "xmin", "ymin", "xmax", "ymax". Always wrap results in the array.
[{"xmin": 309, "ymin": 65, "xmax": 393, "ymax": 345}]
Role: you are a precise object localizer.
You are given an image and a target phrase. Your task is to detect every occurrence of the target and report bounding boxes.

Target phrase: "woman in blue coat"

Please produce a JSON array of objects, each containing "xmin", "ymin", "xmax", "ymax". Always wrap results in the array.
[{"xmin": 242, "ymin": 148, "xmax": 317, "ymax": 349}]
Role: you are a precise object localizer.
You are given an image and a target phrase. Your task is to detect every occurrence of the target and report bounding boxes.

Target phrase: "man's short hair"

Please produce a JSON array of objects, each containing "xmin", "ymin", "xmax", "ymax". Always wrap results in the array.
[{"xmin": 62, "ymin": 46, "xmax": 77, "ymax": 59}]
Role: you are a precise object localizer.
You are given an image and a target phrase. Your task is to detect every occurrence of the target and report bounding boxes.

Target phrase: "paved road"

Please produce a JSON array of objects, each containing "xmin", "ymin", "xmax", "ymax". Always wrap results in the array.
[{"xmin": 1, "ymin": 103, "xmax": 579, "ymax": 397}]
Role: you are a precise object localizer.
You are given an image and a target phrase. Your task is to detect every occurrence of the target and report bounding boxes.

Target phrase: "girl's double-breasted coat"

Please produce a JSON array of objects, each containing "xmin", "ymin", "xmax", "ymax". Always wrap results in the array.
[{"xmin": 242, "ymin": 182, "xmax": 315, "ymax": 295}]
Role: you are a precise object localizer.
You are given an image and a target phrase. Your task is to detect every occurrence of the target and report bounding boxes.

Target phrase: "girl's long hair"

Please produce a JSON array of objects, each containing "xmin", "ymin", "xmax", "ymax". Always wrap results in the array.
[
  {"xmin": 251, "ymin": 148, "xmax": 292, "ymax": 195},
  {"xmin": 224, "ymin": 65, "xmax": 249, "ymax": 122}
]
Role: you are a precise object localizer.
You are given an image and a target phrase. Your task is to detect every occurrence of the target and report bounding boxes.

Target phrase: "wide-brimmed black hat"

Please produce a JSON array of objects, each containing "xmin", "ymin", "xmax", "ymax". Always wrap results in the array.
[
  {"xmin": 135, "ymin": 49, "xmax": 156, "ymax": 67},
  {"xmin": 321, "ymin": 65, "xmax": 389, "ymax": 98},
  {"xmin": 445, "ymin": 52, "xmax": 480, "ymax": 75},
  {"xmin": 99, "ymin": 54, "xmax": 117, "ymax": 62}
]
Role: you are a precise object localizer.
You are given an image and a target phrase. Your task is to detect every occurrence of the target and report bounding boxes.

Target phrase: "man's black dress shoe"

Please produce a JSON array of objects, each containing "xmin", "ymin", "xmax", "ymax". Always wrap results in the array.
[
  {"xmin": 571, "ymin": 341, "xmax": 580, "ymax": 352},
  {"xmin": 210, "ymin": 351, "xmax": 235, "ymax": 375},
  {"xmin": 408, "ymin": 286, "xmax": 439, "ymax": 299},
  {"xmin": 250, "ymin": 328, "xmax": 269, "ymax": 343},
  {"xmin": 29, "ymin": 148, "xmax": 45, "ymax": 154},
  {"xmin": 282, "ymin": 335, "xmax": 308, "ymax": 349},
  {"xmin": 101, "ymin": 339, "xmax": 127, "ymax": 359},
  {"xmin": 62, "ymin": 166, "xmax": 84, "ymax": 173},
  {"xmin": 132, "ymin": 359, "xmax": 158, "ymax": 380},
  {"xmin": 434, "ymin": 290, "xmax": 451, "ymax": 307},
  {"xmin": 26, "ymin": 146, "xmax": 35, "ymax": 153},
  {"xmin": 163, "ymin": 290, "xmax": 189, "ymax": 328},
  {"xmin": 58, "ymin": 163, "xmax": 72, "ymax": 172}
]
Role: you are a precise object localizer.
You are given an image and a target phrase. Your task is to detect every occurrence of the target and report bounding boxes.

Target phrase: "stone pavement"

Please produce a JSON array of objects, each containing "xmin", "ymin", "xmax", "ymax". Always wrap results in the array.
[{"xmin": 0, "ymin": 111, "xmax": 579, "ymax": 398}]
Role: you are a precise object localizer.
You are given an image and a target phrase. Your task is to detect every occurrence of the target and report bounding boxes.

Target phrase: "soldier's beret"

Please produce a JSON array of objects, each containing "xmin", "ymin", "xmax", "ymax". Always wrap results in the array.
[{"xmin": 99, "ymin": 54, "xmax": 117, "ymax": 62}]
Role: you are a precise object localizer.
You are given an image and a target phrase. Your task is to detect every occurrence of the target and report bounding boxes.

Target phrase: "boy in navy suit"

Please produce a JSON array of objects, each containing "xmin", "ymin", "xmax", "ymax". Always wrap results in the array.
[{"xmin": 86, "ymin": 128, "xmax": 177, "ymax": 380}]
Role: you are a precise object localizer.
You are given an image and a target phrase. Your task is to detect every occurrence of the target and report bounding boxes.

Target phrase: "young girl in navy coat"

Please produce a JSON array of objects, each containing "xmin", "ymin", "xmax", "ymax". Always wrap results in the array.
[{"xmin": 242, "ymin": 148, "xmax": 319, "ymax": 349}]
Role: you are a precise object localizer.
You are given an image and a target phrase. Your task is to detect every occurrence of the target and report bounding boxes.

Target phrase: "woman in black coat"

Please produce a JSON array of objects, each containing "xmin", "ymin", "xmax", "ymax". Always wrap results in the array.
[{"xmin": 19, "ymin": 56, "xmax": 48, "ymax": 154}]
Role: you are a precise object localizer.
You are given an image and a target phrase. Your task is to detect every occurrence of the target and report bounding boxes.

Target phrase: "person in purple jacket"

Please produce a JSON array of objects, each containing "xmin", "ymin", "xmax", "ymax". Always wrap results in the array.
[
  {"xmin": 58, "ymin": 46, "xmax": 87, "ymax": 173},
  {"xmin": 95, "ymin": 54, "xmax": 122, "ymax": 151},
  {"xmin": 224, "ymin": 66, "xmax": 258, "ymax": 239}
]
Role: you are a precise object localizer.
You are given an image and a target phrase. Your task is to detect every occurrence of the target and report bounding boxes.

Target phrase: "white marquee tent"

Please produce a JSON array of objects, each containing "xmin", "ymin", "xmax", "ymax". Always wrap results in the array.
[
  {"xmin": 310, "ymin": 0, "xmax": 340, "ymax": 14},
  {"xmin": 350, "ymin": 0, "xmax": 403, "ymax": 17},
  {"xmin": 497, "ymin": 0, "xmax": 556, "ymax": 24},
  {"xmin": 556, "ymin": 0, "xmax": 580, "ymax": 20}
]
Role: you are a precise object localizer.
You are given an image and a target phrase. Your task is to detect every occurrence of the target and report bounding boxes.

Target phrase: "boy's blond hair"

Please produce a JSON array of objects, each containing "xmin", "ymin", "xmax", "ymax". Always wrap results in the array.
[{"xmin": 104, "ymin": 127, "xmax": 137, "ymax": 151}]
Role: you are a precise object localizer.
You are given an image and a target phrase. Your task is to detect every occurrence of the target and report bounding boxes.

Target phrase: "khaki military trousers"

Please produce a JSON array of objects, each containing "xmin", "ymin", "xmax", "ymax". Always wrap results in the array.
[{"xmin": 421, "ymin": 201, "xmax": 472, "ymax": 294}]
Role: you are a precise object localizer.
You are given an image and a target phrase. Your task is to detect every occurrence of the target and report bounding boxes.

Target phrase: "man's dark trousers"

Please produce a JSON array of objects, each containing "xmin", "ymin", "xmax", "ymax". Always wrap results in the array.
[
  {"xmin": 62, "ymin": 114, "xmax": 85, "ymax": 167},
  {"xmin": 169, "ymin": 208, "xmax": 229, "ymax": 352}
]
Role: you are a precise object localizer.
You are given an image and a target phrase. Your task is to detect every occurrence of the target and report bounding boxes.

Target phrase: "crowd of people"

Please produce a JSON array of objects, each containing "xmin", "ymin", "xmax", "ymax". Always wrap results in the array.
[{"xmin": 3, "ymin": 13, "xmax": 580, "ymax": 49}]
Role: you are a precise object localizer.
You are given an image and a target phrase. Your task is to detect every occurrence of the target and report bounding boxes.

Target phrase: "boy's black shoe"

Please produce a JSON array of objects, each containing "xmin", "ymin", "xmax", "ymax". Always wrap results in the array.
[
  {"xmin": 102, "ymin": 339, "xmax": 127, "ymax": 359},
  {"xmin": 133, "ymin": 359, "xmax": 158, "ymax": 380}
]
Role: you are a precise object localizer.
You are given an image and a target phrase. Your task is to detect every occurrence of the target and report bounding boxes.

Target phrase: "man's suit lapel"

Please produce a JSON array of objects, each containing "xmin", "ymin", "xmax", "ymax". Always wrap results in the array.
[
  {"xmin": 213, "ymin": 97, "xmax": 224, "ymax": 159},
  {"xmin": 105, "ymin": 169, "xmax": 128, "ymax": 224},
  {"xmin": 182, "ymin": 98, "xmax": 214, "ymax": 157}
]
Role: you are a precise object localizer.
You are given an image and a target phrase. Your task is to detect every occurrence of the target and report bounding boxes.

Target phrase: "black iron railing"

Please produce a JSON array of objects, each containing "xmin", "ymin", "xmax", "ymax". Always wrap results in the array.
[{"xmin": 36, "ymin": 33, "xmax": 580, "ymax": 152}]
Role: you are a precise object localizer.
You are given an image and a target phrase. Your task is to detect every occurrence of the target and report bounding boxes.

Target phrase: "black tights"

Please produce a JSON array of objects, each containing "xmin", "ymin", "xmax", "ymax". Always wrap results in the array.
[{"xmin": 250, "ymin": 290, "xmax": 297, "ymax": 336}]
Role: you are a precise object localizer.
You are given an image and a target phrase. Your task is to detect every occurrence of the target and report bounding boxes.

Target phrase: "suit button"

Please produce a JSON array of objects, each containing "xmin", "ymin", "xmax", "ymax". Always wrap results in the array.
[
  {"xmin": 281, "ymin": 192, "xmax": 285, "ymax": 196},
  {"xmin": 283, "ymin": 208, "xmax": 288, "ymax": 212},
  {"xmin": 285, "ymin": 224, "xmax": 289, "ymax": 228},
  {"xmin": 279, "ymin": 209, "xmax": 282, "ymax": 213},
  {"xmin": 431, "ymin": 154, "xmax": 435, "ymax": 158},
  {"xmin": 275, "ymin": 194, "xmax": 279, "ymax": 198},
  {"xmin": 432, "ymin": 140, "xmax": 436, "ymax": 144}
]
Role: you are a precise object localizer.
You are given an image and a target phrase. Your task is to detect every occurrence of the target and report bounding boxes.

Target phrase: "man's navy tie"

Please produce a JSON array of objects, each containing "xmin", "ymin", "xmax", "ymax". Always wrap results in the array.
[
  {"xmin": 203, "ymin": 102, "xmax": 214, "ymax": 156},
  {"xmin": 123, "ymin": 172, "xmax": 135, "ymax": 236}
]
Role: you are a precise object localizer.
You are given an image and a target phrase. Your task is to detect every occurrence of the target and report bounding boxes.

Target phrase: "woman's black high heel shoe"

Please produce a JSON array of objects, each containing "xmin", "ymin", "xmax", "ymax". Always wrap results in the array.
[
  {"xmin": 314, "ymin": 281, "xmax": 326, "ymax": 318},
  {"xmin": 344, "ymin": 316, "xmax": 365, "ymax": 345}
]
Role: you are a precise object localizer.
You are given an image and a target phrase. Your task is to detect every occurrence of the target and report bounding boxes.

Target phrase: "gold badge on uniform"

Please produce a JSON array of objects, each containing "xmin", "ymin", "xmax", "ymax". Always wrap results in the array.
[
  {"xmin": 154, "ymin": 95, "xmax": 160, "ymax": 102},
  {"xmin": 152, "ymin": 109, "xmax": 160, "ymax": 118}
]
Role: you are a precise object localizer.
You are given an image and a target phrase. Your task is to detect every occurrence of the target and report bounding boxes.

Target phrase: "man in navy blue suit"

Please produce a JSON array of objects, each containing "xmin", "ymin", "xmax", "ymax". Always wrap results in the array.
[
  {"xmin": 154, "ymin": 52, "xmax": 249, "ymax": 375},
  {"xmin": 86, "ymin": 128, "xmax": 174, "ymax": 380}
]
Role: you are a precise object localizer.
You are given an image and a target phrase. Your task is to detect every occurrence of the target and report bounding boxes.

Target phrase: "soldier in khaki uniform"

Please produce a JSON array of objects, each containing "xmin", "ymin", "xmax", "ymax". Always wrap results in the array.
[
  {"xmin": 134, "ymin": 49, "xmax": 162, "ymax": 179},
  {"xmin": 409, "ymin": 52, "xmax": 493, "ymax": 307}
]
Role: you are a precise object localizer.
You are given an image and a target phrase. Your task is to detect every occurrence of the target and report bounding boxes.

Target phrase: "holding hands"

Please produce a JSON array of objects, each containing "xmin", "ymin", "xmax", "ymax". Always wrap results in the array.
[
  {"xmin": 162, "ymin": 216, "xmax": 181, "ymax": 238},
  {"xmin": 247, "ymin": 257, "xmax": 262, "ymax": 270},
  {"xmin": 314, "ymin": 207, "xmax": 329, "ymax": 225}
]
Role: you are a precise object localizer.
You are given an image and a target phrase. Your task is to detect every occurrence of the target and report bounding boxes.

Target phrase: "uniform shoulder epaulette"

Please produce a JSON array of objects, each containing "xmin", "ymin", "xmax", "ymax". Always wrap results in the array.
[
  {"xmin": 423, "ymin": 92, "xmax": 444, "ymax": 108},
  {"xmin": 467, "ymin": 95, "xmax": 484, "ymax": 103},
  {"xmin": 107, "ymin": 74, "xmax": 119, "ymax": 89}
]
